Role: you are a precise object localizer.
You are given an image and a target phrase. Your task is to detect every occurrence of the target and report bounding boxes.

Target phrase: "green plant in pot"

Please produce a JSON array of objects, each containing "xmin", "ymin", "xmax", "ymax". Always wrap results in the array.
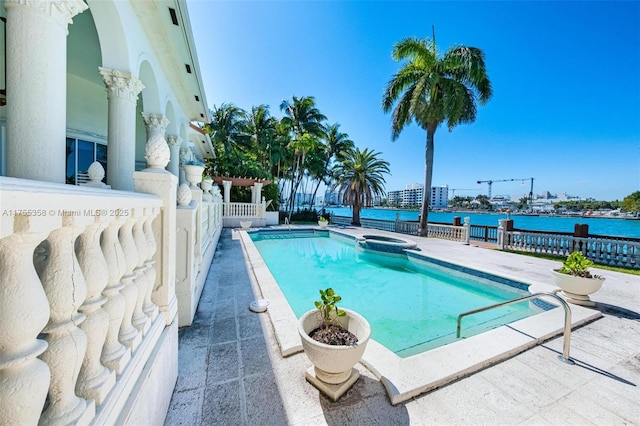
[
  {"xmin": 297, "ymin": 288, "xmax": 371, "ymax": 401},
  {"xmin": 317, "ymin": 216, "xmax": 329, "ymax": 227},
  {"xmin": 551, "ymin": 251, "xmax": 605, "ymax": 306}
]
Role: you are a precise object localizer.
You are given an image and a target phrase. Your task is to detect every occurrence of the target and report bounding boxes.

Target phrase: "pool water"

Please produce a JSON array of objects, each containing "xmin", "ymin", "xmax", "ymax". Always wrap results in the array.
[{"xmin": 251, "ymin": 231, "xmax": 545, "ymax": 357}]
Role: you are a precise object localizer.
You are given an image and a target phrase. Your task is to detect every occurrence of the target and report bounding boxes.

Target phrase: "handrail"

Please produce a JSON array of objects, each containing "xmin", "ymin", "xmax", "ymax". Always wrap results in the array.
[{"xmin": 456, "ymin": 292, "xmax": 575, "ymax": 364}]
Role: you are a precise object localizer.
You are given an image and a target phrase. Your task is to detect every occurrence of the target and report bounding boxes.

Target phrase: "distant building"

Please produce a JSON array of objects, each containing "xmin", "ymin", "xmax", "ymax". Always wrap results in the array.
[
  {"xmin": 430, "ymin": 185, "xmax": 449, "ymax": 208},
  {"xmin": 388, "ymin": 184, "xmax": 448, "ymax": 208}
]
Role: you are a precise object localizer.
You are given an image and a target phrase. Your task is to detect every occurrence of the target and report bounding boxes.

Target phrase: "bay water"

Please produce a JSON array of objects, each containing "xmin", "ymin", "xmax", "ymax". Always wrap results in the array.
[{"xmin": 325, "ymin": 207, "xmax": 640, "ymax": 238}]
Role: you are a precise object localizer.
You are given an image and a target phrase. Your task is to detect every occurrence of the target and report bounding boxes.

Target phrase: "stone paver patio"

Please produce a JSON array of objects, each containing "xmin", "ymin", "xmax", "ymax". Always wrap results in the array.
[{"xmin": 166, "ymin": 227, "xmax": 640, "ymax": 425}]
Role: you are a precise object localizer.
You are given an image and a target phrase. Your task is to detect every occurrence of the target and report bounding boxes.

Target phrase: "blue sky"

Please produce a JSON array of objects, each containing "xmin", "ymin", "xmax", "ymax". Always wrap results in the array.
[{"xmin": 187, "ymin": 0, "xmax": 640, "ymax": 201}]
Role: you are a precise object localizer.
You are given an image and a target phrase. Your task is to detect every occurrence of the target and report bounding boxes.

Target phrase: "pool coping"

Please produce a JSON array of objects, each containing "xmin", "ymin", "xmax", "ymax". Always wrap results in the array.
[{"xmin": 238, "ymin": 227, "xmax": 603, "ymax": 405}]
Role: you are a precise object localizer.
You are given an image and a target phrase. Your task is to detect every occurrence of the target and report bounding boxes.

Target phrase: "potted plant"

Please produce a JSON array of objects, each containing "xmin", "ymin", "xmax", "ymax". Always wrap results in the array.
[
  {"xmin": 551, "ymin": 251, "xmax": 605, "ymax": 306},
  {"xmin": 317, "ymin": 216, "xmax": 329, "ymax": 228},
  {"xmin": 297, "ymin": 288, "xmax": 370, "ymax": 401}
]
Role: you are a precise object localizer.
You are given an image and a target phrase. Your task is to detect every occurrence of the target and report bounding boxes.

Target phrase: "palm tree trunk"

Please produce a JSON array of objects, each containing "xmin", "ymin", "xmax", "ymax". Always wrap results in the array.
[{"xmin": 419, "ymin": 127, "xmax": 436, "ymax": 237}]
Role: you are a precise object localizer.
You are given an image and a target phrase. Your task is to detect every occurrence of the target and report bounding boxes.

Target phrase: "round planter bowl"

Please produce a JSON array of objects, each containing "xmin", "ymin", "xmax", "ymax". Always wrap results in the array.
[
  {"xmin": 318, "ymin": 221, "xmax": 328, "ymax": 228},
  {"xmin": 551, "ymin": 270, "xmax": 605, "ymax": 306},
  {"xmin": 298, "ymin": 308, "xmax": 370, "ymax": 384}
]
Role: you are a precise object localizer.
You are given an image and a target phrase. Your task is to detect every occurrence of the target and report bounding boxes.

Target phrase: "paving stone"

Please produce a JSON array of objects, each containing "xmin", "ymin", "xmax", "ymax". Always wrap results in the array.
[
  {"xmin": 207, "ymin": 342, "xmax": 240, "ymax": 384},
  {"xmin": 240, "ymin": 336, "xmax": 271, "ymax": 376},
  {"xmin": 201, "ymin": 380, "xmax": 243, "ymax": 425},
  {"xmin": 176, "ymin": 345, "xmax": 208, "ymax": 391},
  {"xmin": 209, "ymin": 316, "xmax": 238, "ymax": 344},
  {"xmin": 164, "ymin": 388, "xmax": 203, "ymax": 426},
  {"xmin": 244, "ymin": 371, "xmax": 288, "ymax": 426}
]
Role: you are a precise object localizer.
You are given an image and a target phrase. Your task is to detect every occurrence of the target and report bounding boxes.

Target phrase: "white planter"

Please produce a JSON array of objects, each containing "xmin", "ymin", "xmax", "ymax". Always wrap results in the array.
[
  {"xmin": 298, "ymin": 308, "xmax": 370, "ymax": 387},
  {"xmin": 551, "ymin": 270, "xmax": 605, "ymax": 306},
  {"xmin": 183, "ymin": 165, "xmax": 204, "ymax": 188},
  {"xmin": 239, "ymin": 220, "xmax": 252, "ymax": 229},
  {"xmin": 318, "ymin": 221, "xmax": 328, "ymax": 228}
]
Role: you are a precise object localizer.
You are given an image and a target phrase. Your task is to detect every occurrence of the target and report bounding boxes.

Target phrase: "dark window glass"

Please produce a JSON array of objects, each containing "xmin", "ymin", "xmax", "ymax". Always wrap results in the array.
[
  {"xmin": 66, "ymin": 138, "xmax": 76, "ymax": 185},
  {"xmin": 96, "ymin": 143, "xmax": 107, "ymax": 184}
]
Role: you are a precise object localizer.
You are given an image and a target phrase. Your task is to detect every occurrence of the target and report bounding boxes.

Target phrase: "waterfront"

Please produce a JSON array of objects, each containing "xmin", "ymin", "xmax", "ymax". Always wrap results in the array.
[{"xmin": 325, "ymin": 207, "xmax": 640, "ymax": 238}]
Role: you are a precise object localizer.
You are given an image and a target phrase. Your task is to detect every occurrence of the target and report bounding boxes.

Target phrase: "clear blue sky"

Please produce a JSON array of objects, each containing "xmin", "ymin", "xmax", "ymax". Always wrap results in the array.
[{"xmin": 187, "ymin": 0, "xmax": 640, "ymax": 201}]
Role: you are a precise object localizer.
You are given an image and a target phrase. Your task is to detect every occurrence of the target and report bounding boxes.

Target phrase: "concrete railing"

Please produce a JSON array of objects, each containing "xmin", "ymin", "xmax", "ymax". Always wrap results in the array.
[
  {"xmin": 223, "ymin": 201, "xmax": 265, "ymax": 218},
  {"xmin": 329, "ymin": 214, "xmax": 470, "ymax": 244},
  {"xmin": 0, "ymin": 173, "xmax": 178, "ymax": 425},
  {"xmin": 175, "ymin": 184, "xmax": 223, "ymax": 326},
  {"xmin": 499, "ymin": 224, "xmax": 640, "ymax": 268}
]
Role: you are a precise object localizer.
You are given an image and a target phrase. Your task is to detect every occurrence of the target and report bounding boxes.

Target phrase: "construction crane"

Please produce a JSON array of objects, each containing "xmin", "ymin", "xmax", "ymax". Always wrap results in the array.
[
  {"xmin": 449, "ymin": 188, "xmax": 475, "ymax": 198},
  {"xmin": 477, "ymin": 177, "xmax": 535, "ymax": 205}
]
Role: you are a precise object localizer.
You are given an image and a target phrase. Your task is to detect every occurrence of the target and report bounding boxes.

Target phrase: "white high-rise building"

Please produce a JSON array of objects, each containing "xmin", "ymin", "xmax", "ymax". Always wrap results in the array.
[{"xmin": 387, "ymin": 184, "xmax": 448, "ymax": 208}]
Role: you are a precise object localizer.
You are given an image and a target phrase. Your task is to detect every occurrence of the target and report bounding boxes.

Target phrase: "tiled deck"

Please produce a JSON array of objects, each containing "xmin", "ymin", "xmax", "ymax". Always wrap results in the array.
[{"xmin": 166, "ymin": 227, "xmax": 640, "ymax": 425}]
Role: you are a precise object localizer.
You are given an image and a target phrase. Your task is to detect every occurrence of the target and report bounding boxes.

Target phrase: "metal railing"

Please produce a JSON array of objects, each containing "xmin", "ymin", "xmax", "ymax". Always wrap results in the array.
[{"xmin": 456, "ymin": 291, "xmax": 574, "ymax": 364}]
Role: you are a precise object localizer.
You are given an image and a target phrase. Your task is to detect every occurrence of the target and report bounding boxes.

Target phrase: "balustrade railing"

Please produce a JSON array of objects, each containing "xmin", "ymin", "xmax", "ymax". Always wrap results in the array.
[
  {"xmin": 502, "ymin": 228, "xmax": 640, "ymax": 268},
  {"xmin": 223, "ymin": 202, "xmax": 264, "ymax": 218},
  {"xmin": 0, "ymin": 176, "xmax": 165, "ymax": 425},
  {"xmin": 329, "ymin": 214, "xmax": 469, "ymax": 243},
  {"xmin": 175, "ymin": 184, "xmax": 223, "ymax": 327}
]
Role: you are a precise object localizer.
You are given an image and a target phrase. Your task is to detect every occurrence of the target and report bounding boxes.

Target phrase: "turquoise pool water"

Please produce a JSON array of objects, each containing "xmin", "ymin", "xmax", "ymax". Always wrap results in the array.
[{"xmin": 251, "ymin": 231, "xmax": 545, "ymax": 357}]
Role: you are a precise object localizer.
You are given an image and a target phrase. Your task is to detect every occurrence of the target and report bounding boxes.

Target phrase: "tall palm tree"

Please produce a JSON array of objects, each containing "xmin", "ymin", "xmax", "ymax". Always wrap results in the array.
[
  {"xmin": 332, "ymin": 147, "xmax": 390, "ymax": 226},
  {"xmin": 382, "ymin": 34, "xmax": 492, "ymax": 236},
  {"xmin": 279, "ymin": 96, "xmax": 327, "ymax": 215},
  {"xmin": 206, "ymin": 103, "xmax": 246, "ymax": 176},
  {"xmin": 310, "ymin": 123, "xmax": 355, "ymax": 206}
]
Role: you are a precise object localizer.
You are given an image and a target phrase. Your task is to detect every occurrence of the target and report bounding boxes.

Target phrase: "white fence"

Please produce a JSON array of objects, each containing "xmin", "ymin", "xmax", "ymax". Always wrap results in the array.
[
  {"xmin": 0, "ymin": 172, "xmax": 224, "ymax": 425},
  {"xmin": 500, "ymin": 228, "xmax": 640, "ymax": 268},
  {"xmin": 330, "ymin": 214, "xmax": 470, "ymax": 243}
]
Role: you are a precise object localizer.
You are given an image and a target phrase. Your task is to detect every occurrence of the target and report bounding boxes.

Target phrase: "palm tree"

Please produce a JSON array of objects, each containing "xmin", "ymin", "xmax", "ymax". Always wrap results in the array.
[
  {"xmin": 206, "ymin": 103, "xmax": 246, "ymax": 176},
  {"xmin": 332, "ymin": 147, "xmax": 390, "ymax": 226},
  {"xmin": 310, "ymin": 123, "xmax": 355, "ymax": 206},
  {"xmin": 279, "ymin": 96, "xmax": 327, "ymax": 216},
  {"xmin": 382, "ymin": 34, "xmax": 492, "ymax": 236}
]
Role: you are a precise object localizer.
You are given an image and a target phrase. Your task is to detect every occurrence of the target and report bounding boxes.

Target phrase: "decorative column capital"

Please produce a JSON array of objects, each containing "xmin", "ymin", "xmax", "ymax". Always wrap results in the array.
[
  {"xmin": 5, "ymin": 0, "xmax": 88, "ymax": 32},
  {"xmin": 99, "ymin": 68, "xmax": 144, "ymax": 102},
  {"xmin": 166, "ymin": 135, "xmax": 182, "ymax": 149},
  {"xmin": 141, "ymin": 113, "xmax": 169, "ymax": 137}
]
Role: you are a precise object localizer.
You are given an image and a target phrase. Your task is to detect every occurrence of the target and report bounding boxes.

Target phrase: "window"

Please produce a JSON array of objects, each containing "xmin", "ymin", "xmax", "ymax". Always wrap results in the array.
[{"xmin": 65, "ymin": 137, "xmax": 107, "ymax": 185}]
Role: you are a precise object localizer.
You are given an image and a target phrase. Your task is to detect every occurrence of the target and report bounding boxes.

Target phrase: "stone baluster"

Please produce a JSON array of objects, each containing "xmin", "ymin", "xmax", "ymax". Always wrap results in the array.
[
  {"xmin": 143, "ymin": 207, "xmax": 160, "ymax": 321},
  {"xmin": 0, "ymin": 215, "xmax": 51, "ymax": 425},
  {"xmin": 75, "ymin": 217, "xmax": 115, "ymax": 404},
  {"xmin": 118, "ymin": 213, "xmax": 142, "ymax": 351},
  {"xmin": 34, "ymin": 216, "xmax": 94, "ymax": 425},
  {"xmin": 132, "ymin": 211, "xmax": 151, "ymax": 335},
  {"xmin": 100, "ymin": 217, "xmax": 131, "ymax": 374}
]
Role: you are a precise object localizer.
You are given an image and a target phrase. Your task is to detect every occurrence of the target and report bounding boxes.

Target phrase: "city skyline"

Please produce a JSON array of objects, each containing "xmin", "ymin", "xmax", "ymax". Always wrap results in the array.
[{"xmin": 188, "ymin": 1, "xmax": 639, "ymax": 202}]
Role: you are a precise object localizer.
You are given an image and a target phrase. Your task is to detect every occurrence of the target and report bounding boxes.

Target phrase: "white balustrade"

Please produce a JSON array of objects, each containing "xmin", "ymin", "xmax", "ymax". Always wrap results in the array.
[
  {"xmin": 132, "ymin": 212, "xmax": 151, "ymax": 335},
  {"xmin": 0, "ymin": 215, "xmax": 51, "ymax": 425},
  {"xmin": 143, "ymin": 208, "xmax": 160, "ymax": 321},
  {"xmin": 75, "ymin": 217, "xmax": 115, "ymax": 405},
  {"xmin": 100, "ymin": 216, "xmax": 130, "ymax": 374},
  {"xmin": 34, "ymin": 215, "xmax": 95, "ymax": 425},
  {"xmin": 118, "ymin": 215, "xmax": 142, "ymax": 350},
  {"xmin": 0, "ymin": 176, "xmax": 165, "ymax": 424}
]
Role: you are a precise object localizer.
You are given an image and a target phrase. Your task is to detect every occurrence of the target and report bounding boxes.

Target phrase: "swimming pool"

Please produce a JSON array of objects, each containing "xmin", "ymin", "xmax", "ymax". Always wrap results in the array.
[
  {"xmin": 239, "ymin": 227, "xmax": 601, "ymax": 404},
  {"xmin": 250, "ymin": 229, "xmax": 546, "ymax": 357}
]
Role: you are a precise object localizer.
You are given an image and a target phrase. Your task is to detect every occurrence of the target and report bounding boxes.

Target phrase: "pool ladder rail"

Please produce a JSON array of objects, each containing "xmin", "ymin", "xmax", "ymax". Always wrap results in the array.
[{"xmin": 456, "ymin": 291, "xmax": 575, "ymax": 365}]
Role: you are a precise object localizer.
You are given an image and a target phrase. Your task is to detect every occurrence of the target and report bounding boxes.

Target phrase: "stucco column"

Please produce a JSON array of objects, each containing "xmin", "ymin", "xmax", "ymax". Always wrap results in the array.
[
  {"xmin": 166, "ymin": 135, "xmax": 182, "ymax": 177},
  {"xmin": 100, "ymin": 68, "xmax": 144, "ymax": 191},
  {"xmin": 5, "ymin": 0, "xmax": 87, "ymax": 183},
  {"xmin": 222, "ymin": 180, "xmax": 232, "ymax": 204},
  {"xmin": 254, "ymin": 182, "xmax": 263, "ymax": 204},
  {"xmin": 250, "ymin": 186, "xmax": 256, "ymax": 204}
]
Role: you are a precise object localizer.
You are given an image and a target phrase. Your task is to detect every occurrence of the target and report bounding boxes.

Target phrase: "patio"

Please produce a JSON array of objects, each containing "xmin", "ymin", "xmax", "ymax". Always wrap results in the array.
[{"xmin": 166, "ymin": 227, "xmax": 640, "ymax": 425}]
